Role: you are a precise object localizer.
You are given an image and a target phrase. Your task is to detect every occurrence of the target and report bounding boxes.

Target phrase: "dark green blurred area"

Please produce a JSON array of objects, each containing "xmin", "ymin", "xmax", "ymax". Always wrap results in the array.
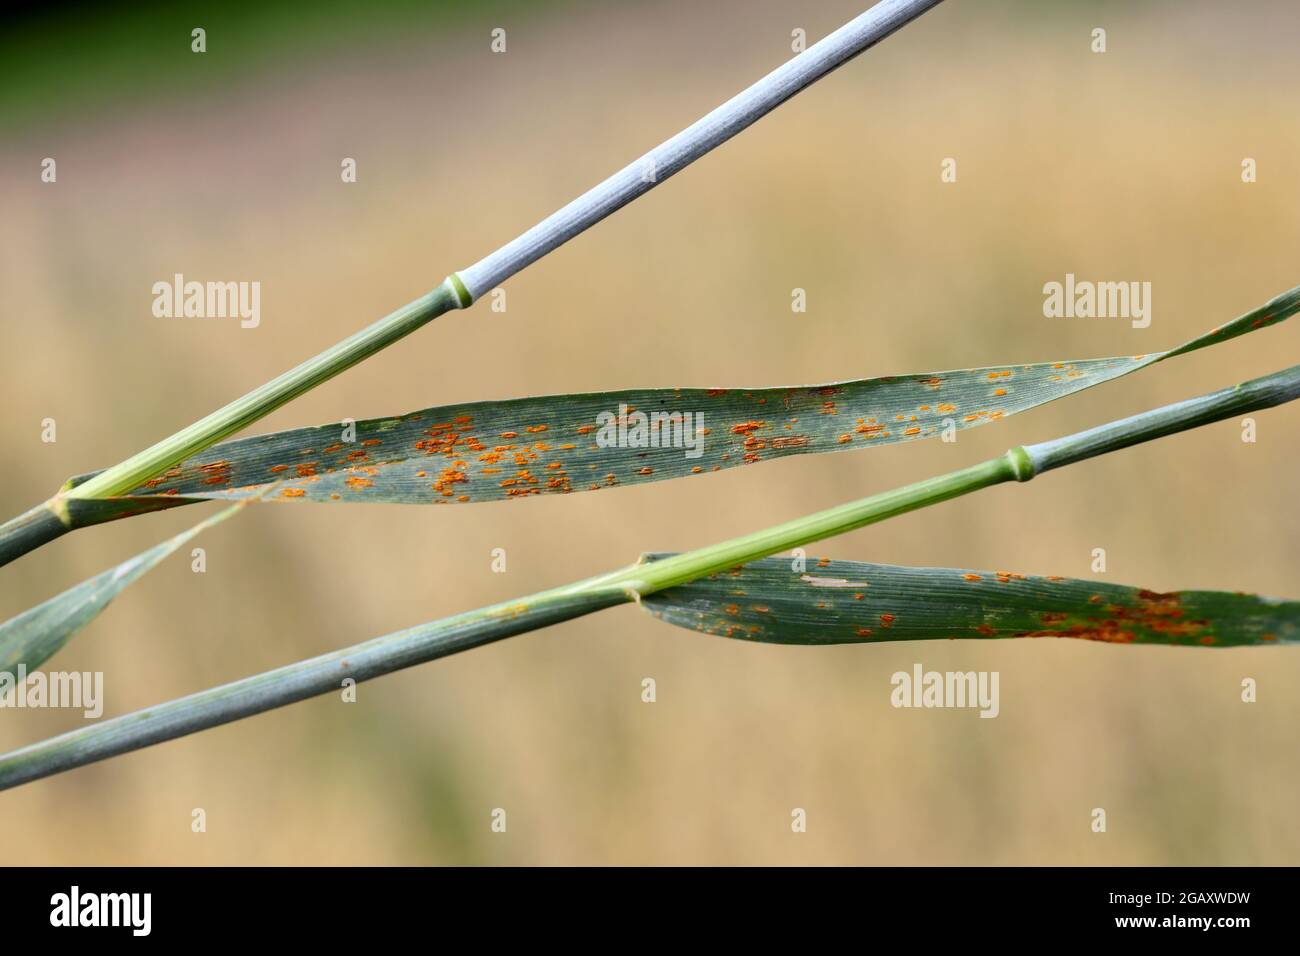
[
  {"xmin": 0, "ymin": 0, "xmax": 558, "ymax": 130},
  {"xmin": 0, "ymin": 0, "xmax": 1113, "ymax": 131}
]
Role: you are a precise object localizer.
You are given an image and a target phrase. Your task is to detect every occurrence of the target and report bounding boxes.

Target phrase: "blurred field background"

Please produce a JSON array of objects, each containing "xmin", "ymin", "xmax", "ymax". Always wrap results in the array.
[{"xmin": 2, "ymin": 0, "xmax": 1298, "ymax": 865}]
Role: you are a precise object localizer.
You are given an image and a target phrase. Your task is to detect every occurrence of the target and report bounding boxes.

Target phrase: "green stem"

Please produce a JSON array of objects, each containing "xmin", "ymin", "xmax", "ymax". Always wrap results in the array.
[
  {"xmin": 65, "ymin": 282, "xmax": 461, "ymax": 501},
  {"xmin": 609, "ymin": 454, "xmax": 1024, "ymax": 595},
  {"xmin": 0, "ymin": 502, "xmax": 70, "ymax": 567}
]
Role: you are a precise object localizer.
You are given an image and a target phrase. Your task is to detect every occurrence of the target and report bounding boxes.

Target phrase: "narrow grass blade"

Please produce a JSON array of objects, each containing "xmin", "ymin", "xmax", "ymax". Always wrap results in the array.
[
  {"xmin": 0, "ymin": 503, "xmax": 245, "ymax": 674},
  {"xmin": 50, "ymin": 286, "xmax": 1300, "ymax": 518},
  {"xmin": 641, "ymin": 556, "xmax": 1299, "ymax": 648},
  {"xmin": 2, "ymin": 364, "xmax": 1296, "ymax": 791}
]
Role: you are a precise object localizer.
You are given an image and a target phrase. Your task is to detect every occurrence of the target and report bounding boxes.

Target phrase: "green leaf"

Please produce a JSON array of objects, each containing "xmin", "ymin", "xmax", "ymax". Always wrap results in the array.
[
  {"xmin": 66, "ymin": 285, "xmax": 1300, "ymax": 515},
  {"xmin": 0, "ymin": 503, "xmax": 245, "ymax": 673},
  {"xmin": 641, "ymin": 555, "xmax": 1299, "ymax": 648}
]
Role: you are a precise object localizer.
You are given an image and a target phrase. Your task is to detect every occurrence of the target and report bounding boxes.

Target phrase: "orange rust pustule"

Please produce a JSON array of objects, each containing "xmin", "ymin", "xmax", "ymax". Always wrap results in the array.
[
  {"xmin": 432, "ymin": 467, "xmax": 468, "ymax": 497},
  {"xmin": 198, "ymin": 460, "xmax": 233, "ymax": 487},
  {"xmin": 1016, "ymin": 624, "xmax": 1137, "ymax": 643}
]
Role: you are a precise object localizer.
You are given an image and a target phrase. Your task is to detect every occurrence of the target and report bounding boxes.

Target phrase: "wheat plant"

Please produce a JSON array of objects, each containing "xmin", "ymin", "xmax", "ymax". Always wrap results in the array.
[{"xmin": 1, "ymin": 0, "xmax": 1295, "ymax": 795}]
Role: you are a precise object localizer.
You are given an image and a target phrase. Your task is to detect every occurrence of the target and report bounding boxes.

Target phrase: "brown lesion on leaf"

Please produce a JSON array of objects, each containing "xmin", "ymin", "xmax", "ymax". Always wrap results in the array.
[
  {"xmin": 1017, "ymin": 624, "xmax": 1136, "ymax": 643},
  {"xmin": 199, "ymin": 460, "xmax": 233, "ymax": 487},
  {"xmin": 1013, "ymin": 590, "xmax": 1214, "ymax": 644}
]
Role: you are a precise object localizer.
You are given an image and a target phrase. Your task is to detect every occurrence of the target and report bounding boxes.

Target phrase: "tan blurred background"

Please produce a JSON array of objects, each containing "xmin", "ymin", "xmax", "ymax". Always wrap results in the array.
[{"xmin": 1, "ymin": 0, "xmax": 1298, "ymax": 865}]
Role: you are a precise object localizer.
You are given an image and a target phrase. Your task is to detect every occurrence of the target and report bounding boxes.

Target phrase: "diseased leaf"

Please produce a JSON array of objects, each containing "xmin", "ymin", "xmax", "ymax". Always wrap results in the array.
[
  {"xmin": 0, "ymin": 503, "xmax": 245, "ymax": 673},
  {"xmin": 60, "ymin": 285, "xmax": 1299, "ymax": 519},
  {"xmin": 641, "ymin": 555, "xmax": 1299, "ymax": 648}
]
